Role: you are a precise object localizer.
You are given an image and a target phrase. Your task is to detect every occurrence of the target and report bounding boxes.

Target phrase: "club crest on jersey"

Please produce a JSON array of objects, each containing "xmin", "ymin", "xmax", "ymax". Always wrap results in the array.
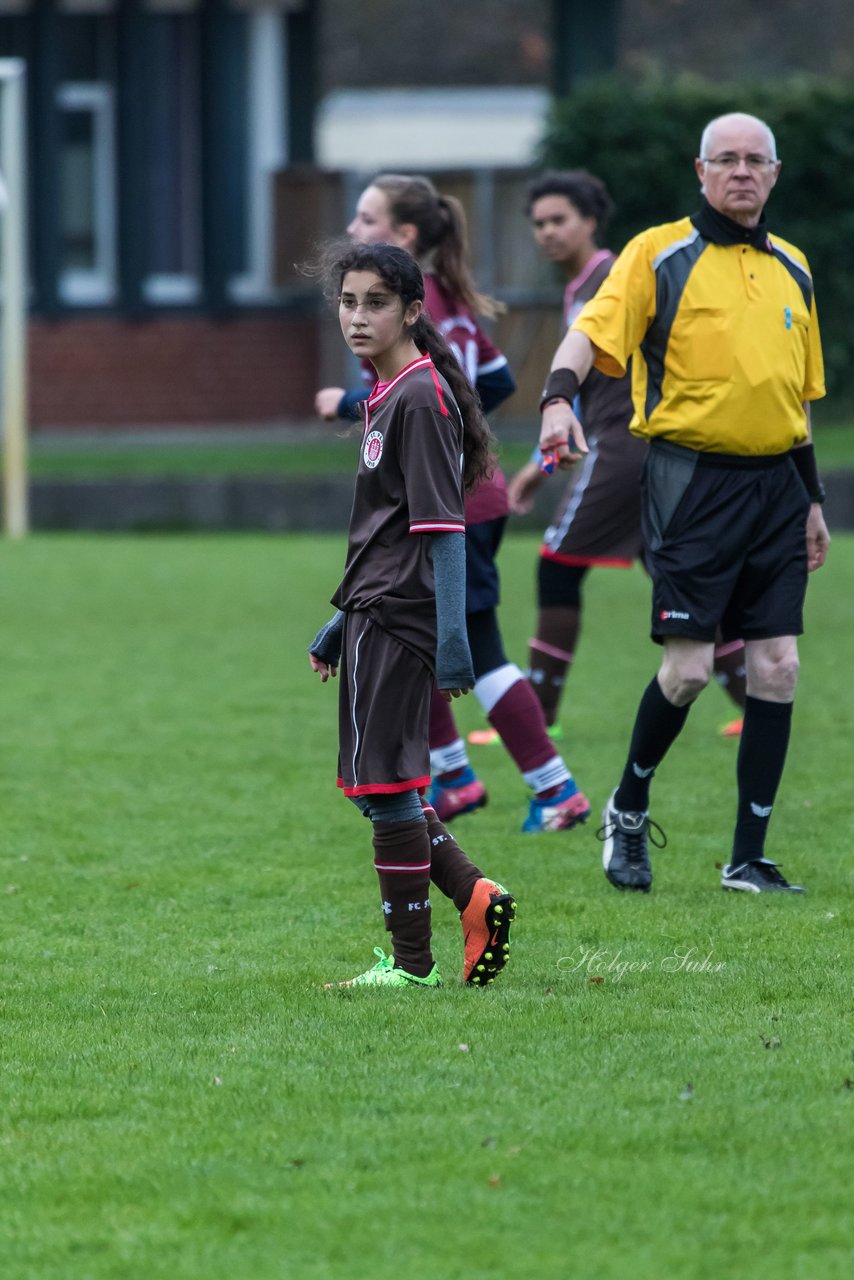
[{"xmin": 363, "ymin": 429, "xmax": 384, "ymax": 469}]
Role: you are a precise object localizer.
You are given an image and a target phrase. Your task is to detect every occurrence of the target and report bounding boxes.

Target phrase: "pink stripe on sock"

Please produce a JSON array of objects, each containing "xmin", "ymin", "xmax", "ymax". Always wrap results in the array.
[
  {"xmin": 529, "ymin": 638, "xmax": 574, "ymax": 662},
  {"xmin": 714, "ymin": 639, "xmax": 745, "ymax": 658},
  {"xmin": 373, "ymin": 861, "xmax": 432, "ymax": 874}
]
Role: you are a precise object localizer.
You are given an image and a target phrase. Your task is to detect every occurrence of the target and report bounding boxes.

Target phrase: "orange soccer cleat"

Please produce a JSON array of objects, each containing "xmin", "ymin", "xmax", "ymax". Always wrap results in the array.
[{"xmin": 461, "ymin": 878, "xmax": 516, "ymax": 986}]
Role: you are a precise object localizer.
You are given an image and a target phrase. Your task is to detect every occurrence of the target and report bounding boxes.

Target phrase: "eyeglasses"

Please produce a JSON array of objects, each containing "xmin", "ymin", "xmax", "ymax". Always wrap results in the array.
[{"xmin": 701, "ymin": 154, "xmax": 778, "ymax": 171}]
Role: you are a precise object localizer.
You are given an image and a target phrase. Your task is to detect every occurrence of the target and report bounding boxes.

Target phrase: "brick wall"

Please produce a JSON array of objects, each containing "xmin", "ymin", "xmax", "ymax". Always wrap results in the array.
[{"xmin": 28, "ymin": 313, "xmax": 319, "ymax": 429}]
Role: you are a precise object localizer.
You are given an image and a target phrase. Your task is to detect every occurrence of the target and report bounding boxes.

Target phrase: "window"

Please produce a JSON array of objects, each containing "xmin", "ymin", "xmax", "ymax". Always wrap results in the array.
[
  {"xmin": 56, "ymin": 14, "xmax": 117, "ymax": 305},
  {"xmin": 57, "ymin": 81, "xmax": 117, "ymax": 304}
]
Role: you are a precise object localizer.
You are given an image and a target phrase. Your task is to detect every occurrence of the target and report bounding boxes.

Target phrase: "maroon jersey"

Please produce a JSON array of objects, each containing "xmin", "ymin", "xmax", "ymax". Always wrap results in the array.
[
  {"xmin": 333, "ymin": 355, "xmax": 465, "ymax": 668},
  {"xmin": 424, "ymin": 275, "xmax": 509, "ymax": 525},
  {"xmin": 424, "ymin": 275, "xmax": 507, "ymax": 388}
]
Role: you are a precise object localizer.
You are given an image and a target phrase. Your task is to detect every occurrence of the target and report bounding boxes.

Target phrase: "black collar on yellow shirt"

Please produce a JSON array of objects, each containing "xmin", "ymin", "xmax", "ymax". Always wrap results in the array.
[{"xmin": 691, "ymin": 198, "xmax": 772, "ymax": 252}]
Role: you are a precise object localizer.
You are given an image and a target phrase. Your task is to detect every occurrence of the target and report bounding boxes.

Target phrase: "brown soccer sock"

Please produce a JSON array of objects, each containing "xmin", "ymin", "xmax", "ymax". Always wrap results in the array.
[
  {"xmin": 372, "ymin": 818, "xmax": 434, "ymax": 977},
  {"xmin": 713, "ymin": 638, "xmax": 747, "ymax": 711},
  {"xmin": 422, "ymin": 804, "xmax": 483, "ymax": 913},
  {"xmin": 527, "ymin": 606, "xmax": 580, "ymax": 725}
]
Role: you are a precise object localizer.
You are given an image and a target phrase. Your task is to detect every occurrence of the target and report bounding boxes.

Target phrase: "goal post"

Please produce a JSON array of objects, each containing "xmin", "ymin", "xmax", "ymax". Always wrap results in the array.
[{"xmin": 0, "ymin": 59, "xmax": 28, "ymax": 539}]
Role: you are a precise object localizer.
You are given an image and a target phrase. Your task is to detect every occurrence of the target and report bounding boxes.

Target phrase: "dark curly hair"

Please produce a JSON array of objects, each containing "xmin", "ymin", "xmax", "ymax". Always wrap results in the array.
[{"xmin": 526, "ymin": 170, "xmax": 615, "ymax": 241}]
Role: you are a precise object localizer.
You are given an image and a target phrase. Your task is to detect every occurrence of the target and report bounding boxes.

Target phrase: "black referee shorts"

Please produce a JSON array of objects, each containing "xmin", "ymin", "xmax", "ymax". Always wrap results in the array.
[{"xmin": 642, "ymin": 440, "xmax": 811, "ymax": 644}]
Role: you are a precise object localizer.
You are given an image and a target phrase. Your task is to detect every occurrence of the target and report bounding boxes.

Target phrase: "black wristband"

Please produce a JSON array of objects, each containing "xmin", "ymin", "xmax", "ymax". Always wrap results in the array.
[
  {"xmin": 790, "ymin": 442, "xmax": 826, "ymax": 504},
  {"xmin": 539, "ymin": 368, "xmax": 580, "ymax": 413}
]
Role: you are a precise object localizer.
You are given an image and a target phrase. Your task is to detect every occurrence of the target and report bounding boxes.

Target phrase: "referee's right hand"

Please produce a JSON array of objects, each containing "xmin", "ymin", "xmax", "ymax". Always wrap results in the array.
[{"xmin": 539, "ymin": 401, "xmax": 588, "ymax": 470}]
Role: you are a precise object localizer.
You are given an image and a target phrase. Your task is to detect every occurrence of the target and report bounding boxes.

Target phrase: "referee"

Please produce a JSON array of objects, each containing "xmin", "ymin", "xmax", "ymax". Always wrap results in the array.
[{"xmin": 538, "ymin": 112, "xmax": 830, "ymax": 894}]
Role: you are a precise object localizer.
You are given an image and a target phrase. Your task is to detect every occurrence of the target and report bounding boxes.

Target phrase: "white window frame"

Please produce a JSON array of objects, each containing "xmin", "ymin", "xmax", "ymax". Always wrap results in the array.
[{"xmin": 56, "ymin": 81, "xmax": 117, "ymax": 305}]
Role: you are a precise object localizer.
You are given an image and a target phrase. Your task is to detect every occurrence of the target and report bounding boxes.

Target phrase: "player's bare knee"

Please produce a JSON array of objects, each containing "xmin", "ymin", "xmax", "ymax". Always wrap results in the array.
[
  {"xmin": 746, "ymin": 641, "xmax": 800, "ymax": 701},
  {"xmin": 752, "ymin": 651, "xmax": 799, "ymax": 700},
  {"xmin": 678, "ymin": 670, "xmax": 712, "ymax": 703},
  {"xmin": 658, "ymin": 667, "xmax": 710, "ymax": 705}
]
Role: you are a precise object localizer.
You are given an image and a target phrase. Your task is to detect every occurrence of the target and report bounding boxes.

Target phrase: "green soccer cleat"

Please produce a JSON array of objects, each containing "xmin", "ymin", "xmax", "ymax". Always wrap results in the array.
[{"xmin": 324, "ymin": 947, "xmax": 442, "ymax": 989}]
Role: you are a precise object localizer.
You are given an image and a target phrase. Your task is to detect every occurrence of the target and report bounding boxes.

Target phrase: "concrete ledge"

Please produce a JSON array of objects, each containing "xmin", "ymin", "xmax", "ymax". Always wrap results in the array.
[
  {"xmin": 28, "ymin": 477, "xmax": 357, "ymax": 533},
  {"xmin": 19, "ymin": 470, "xmax": 854, "ymax": 533}
]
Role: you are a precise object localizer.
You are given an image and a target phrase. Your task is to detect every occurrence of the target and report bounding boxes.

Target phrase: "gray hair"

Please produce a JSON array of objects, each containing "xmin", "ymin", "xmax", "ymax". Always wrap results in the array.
[{"xmin": 699, "ymin": 113, "xmax": 778, "ymax": 162}]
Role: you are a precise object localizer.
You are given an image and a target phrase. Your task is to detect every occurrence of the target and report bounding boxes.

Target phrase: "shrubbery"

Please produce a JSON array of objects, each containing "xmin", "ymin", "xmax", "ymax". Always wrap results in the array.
[{"xmin": 540, "ymin": 75, "xmax": 854, "ymax": 402}]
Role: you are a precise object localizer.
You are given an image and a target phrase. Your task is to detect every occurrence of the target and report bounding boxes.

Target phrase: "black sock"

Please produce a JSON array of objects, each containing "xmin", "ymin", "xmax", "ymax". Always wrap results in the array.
[
  {"xmin": 614, "ymin": 676, "xmax": 692, "ymax": 812},
  {"xmin": 730, "ymin": 696, "xmax": 793, "ymax": 867}
]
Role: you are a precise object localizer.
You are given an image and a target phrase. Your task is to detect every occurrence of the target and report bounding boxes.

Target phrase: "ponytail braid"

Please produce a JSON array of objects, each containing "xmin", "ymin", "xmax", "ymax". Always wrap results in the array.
[{"xmin": 372, "ymin": 174, "xmax": 505, "ymax": 319}]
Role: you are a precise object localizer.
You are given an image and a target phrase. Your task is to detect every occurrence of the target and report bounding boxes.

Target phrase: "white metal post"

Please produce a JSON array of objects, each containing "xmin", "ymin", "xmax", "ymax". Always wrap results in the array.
[{"xmin": 0, "ymin": 59, "xmax": 28, "ymax": 538}]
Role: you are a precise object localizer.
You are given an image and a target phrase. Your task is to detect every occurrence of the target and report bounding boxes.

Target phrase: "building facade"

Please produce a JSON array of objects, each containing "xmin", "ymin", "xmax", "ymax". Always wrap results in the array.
[{"xmin": 0, "ymin": 0, "xmax": 317, "ymax": 428}]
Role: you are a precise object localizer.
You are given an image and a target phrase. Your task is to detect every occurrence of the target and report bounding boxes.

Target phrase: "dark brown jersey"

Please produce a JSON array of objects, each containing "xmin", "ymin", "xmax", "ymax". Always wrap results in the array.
[
  {"xmin": 564, "ymin": 250, "xmax": 633, "ymax": 439},
  {"xmin": 332, "ymin": 355, "xmax": 465, "ymax": 667}
]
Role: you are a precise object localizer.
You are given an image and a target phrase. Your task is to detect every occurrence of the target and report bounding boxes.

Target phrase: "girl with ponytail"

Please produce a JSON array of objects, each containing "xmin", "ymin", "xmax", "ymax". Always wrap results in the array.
[{"xmin": 315, "ymin": 175, "xmax": 590, "ymax": 837}]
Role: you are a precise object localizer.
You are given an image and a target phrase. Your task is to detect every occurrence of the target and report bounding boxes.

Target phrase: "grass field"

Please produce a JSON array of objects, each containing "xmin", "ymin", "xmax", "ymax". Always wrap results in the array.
[
  {"xmin": 1, "ymin": 532, "xmax": 851, "ymax": 1280},
  {"xmin": 25, "ymin": 413, "xmax": 854, "ymax": 479}
]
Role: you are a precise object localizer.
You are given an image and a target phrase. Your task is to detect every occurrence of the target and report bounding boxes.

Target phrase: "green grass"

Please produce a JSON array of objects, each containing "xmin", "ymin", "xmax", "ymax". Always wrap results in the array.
[
  {"xmin": 24, "ymin": 415, "xmax": 854, "ymax": 479},
  {"xmin": 0, "ymin": 532, "xmax": 851, "ymax": 1280}
]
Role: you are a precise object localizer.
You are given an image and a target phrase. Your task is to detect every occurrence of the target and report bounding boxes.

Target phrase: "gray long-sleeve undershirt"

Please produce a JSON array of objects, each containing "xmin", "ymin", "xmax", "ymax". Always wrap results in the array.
[
  {"xmin": 431, "ymin": 530, "xmax": 474, "ymax": 690},
  {"xmin": 308, "ymin": 531, "xmax": 472, "ymax": 689}
]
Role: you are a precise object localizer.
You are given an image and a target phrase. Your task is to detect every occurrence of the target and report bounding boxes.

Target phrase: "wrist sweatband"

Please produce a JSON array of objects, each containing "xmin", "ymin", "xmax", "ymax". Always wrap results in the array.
[
  {"xmin": 539, "ymin": 368, "xmax": 580, "ymax": 413},
  {"xmin": 790, "ymin": 442, "xmax": 826, "ymax": 504}
]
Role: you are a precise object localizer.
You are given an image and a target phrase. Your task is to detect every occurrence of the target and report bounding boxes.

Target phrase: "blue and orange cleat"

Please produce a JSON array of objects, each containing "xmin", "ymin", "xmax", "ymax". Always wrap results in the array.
[
  {"xmin": 427, "ymin": 766, "xmax": 487, "ymax": 823},
  {"xmin": 522, "ymin": 778, "xmax": 590, "ymax": 833}
]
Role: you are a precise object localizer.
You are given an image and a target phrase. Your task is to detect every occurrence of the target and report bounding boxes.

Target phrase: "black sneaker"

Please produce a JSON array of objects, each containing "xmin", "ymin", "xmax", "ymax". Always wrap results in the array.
[
  {"xmin": 721, "ymin": 858, "xmax": 805, "ymax": 893},
  {"xmin": 597, "ymin": 790, "xmax": 667, "ymax": 892}
]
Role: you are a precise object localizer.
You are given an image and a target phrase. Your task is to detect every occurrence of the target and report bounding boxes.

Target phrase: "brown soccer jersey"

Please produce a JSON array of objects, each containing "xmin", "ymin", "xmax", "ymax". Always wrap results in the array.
[
  {"xmin": 540, "ymin": 251, "xmax": 647, "ymax": 567},
  {"xmin": 332, "ymin": 355, "xmax": 465, "ymax": 669},
  {"xmin": 565, "ymin": 251, "xmax": 634, "ymax": 440}
]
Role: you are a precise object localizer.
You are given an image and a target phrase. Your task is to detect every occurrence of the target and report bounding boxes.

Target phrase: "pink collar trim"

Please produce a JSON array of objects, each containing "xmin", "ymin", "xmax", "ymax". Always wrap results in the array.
[
  {"xmin": 367, "ymin": 355, "xmax": 432, "ymax": 409},
  {"xmin": 567, "ymin": 247, "xmax": 613, "ymax": 295}
]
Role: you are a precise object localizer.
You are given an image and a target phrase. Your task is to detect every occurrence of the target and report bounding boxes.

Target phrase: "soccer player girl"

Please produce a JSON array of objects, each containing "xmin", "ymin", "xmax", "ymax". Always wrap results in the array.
[
  {"xmin": 315, "ymin": 174, "xmax": 590, "ymax": 835},
  {"xmin": 308, "ymin": 242, "xmax": 516, "ymax": 989}
]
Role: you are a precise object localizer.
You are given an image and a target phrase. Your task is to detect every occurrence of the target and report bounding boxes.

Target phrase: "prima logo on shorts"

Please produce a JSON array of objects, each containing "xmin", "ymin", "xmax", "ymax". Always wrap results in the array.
[
  {"xmin": 660, "ymin": 609, "xmax": 690, "ymax": 621},
  {"xmin": 363, "ymin": 430, "xmax": 384, "ymax": 469}
]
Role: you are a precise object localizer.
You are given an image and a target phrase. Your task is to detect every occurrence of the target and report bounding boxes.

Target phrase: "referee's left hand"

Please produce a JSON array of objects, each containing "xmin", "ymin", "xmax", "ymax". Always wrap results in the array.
[
  {"xmin": 806, "ymin": 504, "xmax": 830, "ymax": 572},
  {"xmin": 439, "ymin": 687, "xmax": 470, "ymax": 701}
]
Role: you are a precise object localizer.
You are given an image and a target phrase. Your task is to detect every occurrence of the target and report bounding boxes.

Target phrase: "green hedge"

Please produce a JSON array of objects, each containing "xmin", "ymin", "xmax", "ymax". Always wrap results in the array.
[{"xmin": 540, "ymin": 76, "xmax": 854, "ymax": 402}]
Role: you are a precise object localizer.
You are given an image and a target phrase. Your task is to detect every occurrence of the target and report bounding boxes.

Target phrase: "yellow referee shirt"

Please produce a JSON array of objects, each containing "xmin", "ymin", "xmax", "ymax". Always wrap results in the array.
[{"xmin": 572, "ymin": 216, "xmax": 825, "ymax": 455}]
